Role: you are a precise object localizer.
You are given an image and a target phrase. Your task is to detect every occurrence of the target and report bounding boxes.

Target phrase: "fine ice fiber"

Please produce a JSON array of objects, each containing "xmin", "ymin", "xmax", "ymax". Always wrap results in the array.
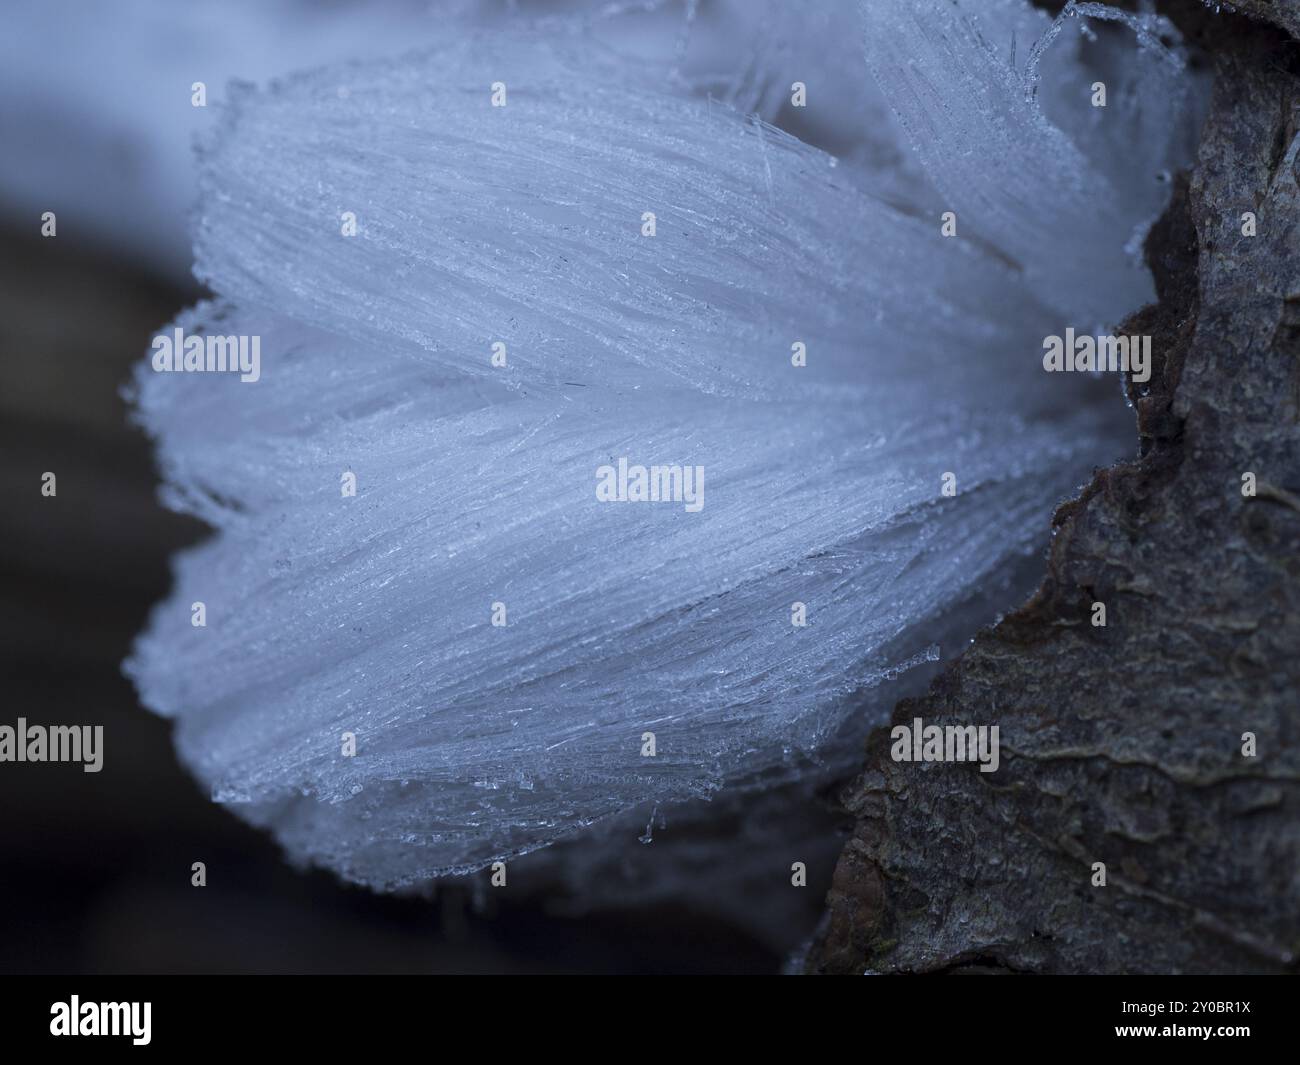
[{"xmin": 126, "ymin": 1, "xmax": 1197, "ymax": 887}]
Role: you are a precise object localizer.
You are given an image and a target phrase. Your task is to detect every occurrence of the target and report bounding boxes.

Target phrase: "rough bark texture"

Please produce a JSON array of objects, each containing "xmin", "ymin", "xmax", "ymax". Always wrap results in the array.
[
  {"xmin": 808, "ymin": 5, "xmax": 1300, "ymax": 975},
  {"xmin": 1231, "ymin": 0, "xmax": 1300, "ymax": 37}
]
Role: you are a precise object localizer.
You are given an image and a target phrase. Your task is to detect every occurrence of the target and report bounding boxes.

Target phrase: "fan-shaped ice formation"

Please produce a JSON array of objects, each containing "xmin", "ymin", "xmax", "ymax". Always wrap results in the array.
[{"xmin": 126, "ymin": 2, "xmax": 1196, "ymax": 885}]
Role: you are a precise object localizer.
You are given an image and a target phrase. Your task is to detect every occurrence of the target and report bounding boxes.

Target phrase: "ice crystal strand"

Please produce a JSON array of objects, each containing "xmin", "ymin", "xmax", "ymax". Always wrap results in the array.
[
  {"xmin": 191, "ymin": 39, "xmax": 1066, "ymax": 404},
  {"xmin": 859, "ymin": 0, "xmax": 1189, "ymax": 326},
  {"xmin": 126, "ymin": 18, "xmax": 1158, "ymax": 884}
]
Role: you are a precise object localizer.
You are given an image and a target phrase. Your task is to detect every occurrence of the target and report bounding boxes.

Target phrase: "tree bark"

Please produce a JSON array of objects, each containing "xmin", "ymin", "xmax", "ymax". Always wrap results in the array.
[{"xmin": 808, "ymin": 4, "xmax": 1300, "ymax": 975}]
